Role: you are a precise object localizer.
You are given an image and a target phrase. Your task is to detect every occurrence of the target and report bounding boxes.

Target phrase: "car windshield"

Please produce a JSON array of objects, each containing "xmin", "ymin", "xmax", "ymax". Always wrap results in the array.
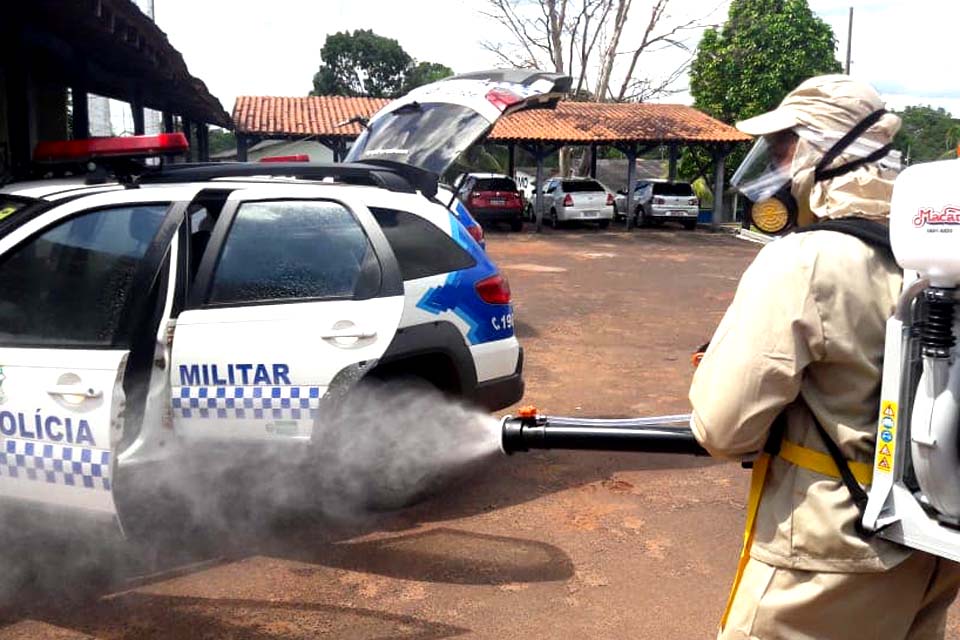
[
  {"xmin": 653, "ymin": 182, "xmax": 694, "ymax": 196},
  {"xmin": 475, "ymin": 178, "xmax": 516, "ymax": 191},
  {"xmin": 347, "ymin": 103, "xmax": 491, "ymax": 176},
  {"xmin": 562, "ymin": 180, "xmax": 604, "ymax": 193}
]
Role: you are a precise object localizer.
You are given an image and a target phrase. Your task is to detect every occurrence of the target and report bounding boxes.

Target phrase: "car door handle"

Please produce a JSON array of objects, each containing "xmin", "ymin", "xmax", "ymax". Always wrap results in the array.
[
  {"xmin": 47, "ymin": 385, "xmax": 102, "ymax": 400},
  {"xmin": 320, "ymin": 326, "xmax": 377, "ymax": 340}
]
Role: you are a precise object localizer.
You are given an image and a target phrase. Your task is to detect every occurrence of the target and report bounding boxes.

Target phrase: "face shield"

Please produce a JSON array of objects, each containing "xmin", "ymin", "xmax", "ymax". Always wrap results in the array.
[
  {"xmin": 731, "ymin": 131, "xmax": 800, "ymax": 235},
  {"xmin": 730, "ymin": 131, "xmax": 799, "ymax": 202}
]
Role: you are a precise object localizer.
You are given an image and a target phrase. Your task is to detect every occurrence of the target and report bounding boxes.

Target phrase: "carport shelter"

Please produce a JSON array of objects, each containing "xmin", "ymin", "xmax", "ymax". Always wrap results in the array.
[
  {"xmin": 232, "ymin": 96, "xmax": 750, "ymax": 229},
  {"xmin": 487, "ymin": 102, "xmax": 751, "ymax": 230}
]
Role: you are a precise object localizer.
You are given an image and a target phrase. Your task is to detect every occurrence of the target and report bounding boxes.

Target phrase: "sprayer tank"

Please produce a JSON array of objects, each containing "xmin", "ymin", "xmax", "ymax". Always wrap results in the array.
[{"xmin": 890, "ymin": 159, "xmax": 960, "ymax": 287}]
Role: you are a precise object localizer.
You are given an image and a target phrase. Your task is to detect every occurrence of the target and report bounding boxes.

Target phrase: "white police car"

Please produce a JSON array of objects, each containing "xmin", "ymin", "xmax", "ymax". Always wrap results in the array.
[{"xmin": 0, "ymin": 70, "xmax": 570, "ymax": 525}]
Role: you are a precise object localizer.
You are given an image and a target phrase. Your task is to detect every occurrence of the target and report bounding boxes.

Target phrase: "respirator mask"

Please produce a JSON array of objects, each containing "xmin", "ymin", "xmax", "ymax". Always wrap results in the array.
[{"xmin": 732, "ymin": 109, "xmax": 897, "ymax": 236}]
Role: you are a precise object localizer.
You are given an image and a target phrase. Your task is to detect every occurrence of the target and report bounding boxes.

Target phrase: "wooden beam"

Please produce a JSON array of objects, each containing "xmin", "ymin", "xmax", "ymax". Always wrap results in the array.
[
  {"xmin": 72, "ymin": 86, "xmax": 89, "ymax": 139},
  {"xmin": 131, "ymin": 99, "xmax": 145, "ymax": 135}
]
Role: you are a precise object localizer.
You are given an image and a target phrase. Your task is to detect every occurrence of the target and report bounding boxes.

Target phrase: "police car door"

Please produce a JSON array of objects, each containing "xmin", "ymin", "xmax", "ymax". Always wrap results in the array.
[
  {"xmin": 0, "ymin": 189, "xmax": 185, "ymax": 518},
  {"xmin": 170, "ymin": 186, "xmax": 403, "ymax": 441}
]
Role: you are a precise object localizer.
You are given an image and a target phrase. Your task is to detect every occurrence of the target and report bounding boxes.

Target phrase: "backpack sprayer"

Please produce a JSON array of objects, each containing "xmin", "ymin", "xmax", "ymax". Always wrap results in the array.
[{"xmin": 501, "ymin": 158, "xmax": 960, "ymax": 562}]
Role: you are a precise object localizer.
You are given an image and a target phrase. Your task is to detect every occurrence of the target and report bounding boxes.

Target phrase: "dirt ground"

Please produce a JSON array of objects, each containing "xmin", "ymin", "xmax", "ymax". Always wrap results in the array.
[{"xmin": 3, "ymin": 224, "xmax": 960, "ymax": 639}]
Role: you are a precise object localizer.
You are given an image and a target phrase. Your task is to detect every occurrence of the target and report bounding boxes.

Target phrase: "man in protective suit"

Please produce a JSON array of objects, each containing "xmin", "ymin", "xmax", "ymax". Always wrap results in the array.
[{"xmin": 690, "ymin": 75, "xmax": 960, "ymax": 639}]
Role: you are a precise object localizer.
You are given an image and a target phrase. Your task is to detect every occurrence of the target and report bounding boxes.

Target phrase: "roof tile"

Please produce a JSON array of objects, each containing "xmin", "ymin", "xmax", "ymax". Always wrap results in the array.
[{"xmin": 233, "ymin": 97, "xmax": 751, "ymax": 145}]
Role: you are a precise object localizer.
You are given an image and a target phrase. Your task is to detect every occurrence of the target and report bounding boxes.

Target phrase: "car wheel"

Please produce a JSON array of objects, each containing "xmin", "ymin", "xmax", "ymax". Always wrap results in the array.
[
  {"xmin": 635, "ymin": 206, "xmax": 647, "ymax": 227},
  {"xmin": 510, "ymin": 218, "xmax": 524, "ymax": 232},
  {"xmin": 598, "ymin": 219, "xmax": 610, "ymax": 230},
  {"xmin": 682, "ymin": 220, "xmax": 697, "ymax": 231}
]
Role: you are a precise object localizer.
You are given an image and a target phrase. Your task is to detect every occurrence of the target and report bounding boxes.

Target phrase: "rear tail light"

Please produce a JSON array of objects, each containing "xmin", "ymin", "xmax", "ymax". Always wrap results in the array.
[
  {"xmin": 688, "ymin": 197, "xmax": 699, "ymax": 206},
  {"xmin": 563, "ymin": 194, "xmax": 574, "ymax": 207},
  {"xmin": 606, "ymin": 193, "xmax": 615, "ymax": 206},
  {"xmin": 485, "ymin": 88, "xmax": 523, "ymax": 112},
  {"xmin": 654, "ymin": 197, "xmax": 666, "ymax": 205},
  {"xmin": 259, "ymin": 154, "xmax": 309, "ymax": 163},
  {"xmin": 475, "ymin": 274, "xmax": 511, "ymax": 304},
  {"xmin": 467, "ymin": 223, "xmax": 485, "ymax": 245}
]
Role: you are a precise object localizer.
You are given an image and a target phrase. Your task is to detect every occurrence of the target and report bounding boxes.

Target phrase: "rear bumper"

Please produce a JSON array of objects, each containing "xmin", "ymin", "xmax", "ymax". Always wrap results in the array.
[
  {"xmin": 472, "ymin": 347, "xmax": 524, "ymax": 411},
  {"xmin": 648, "ymin": 206, "xmax": 698, "ymax": 219},
  {"xmin": 469, "ymin": 207, "xmax": 524, "ymax": 223},
  {"xmin": 559, "ymin": 207, "xmax": 614, "ymax": 221}
]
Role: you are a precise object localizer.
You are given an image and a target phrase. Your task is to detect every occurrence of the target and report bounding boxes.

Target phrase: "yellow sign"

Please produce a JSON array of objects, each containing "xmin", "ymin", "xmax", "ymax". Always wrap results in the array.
[
  {"xmin": 0, "ymin": 207, "xmax": 16, "ymax": 221},
  {"xmin": 875, "ymin": 400, "xmax": 898, "ymax": 474}
]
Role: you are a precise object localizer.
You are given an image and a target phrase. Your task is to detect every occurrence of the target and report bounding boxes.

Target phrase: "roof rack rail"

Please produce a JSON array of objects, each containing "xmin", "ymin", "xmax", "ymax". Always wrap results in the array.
[{"xmin": 139, "ymin": 161, "xmax": 439, "ymax": 197}]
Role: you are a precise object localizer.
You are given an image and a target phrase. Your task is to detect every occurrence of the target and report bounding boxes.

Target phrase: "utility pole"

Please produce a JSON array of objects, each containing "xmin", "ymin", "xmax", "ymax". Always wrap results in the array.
[{"xmin": 845, "ymin": 7, "xmax": 854, "ymax": 74}]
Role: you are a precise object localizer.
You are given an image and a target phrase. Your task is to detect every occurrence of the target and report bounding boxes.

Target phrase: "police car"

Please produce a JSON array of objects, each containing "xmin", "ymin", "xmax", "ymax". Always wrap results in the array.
[{"xmin": 0, "ymin": 70, "xmax": 570, "ymax": 526}]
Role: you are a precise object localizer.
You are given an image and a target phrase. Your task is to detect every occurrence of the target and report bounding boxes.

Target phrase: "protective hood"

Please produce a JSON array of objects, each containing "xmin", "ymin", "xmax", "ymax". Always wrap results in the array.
[
  {"xmin": 346, "ymin": 70, "xmax": 571, "ymax": 178},
  {"xmin": 736, "ymin": 75, "xmax": 903, "ymax": 222}
]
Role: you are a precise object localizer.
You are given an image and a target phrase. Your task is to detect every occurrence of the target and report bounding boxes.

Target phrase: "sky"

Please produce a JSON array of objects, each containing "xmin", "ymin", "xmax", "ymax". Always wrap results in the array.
[{"xmin": 149, "ymin": 0, "xmax": 960, "ymax": 120}]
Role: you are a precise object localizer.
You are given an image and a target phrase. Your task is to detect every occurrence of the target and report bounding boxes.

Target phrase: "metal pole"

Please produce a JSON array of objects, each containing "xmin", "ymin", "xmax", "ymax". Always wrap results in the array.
[
  {"xmin": 535, "ymin": 145, "xmax": 545, "ymax": 233},
  {"xmin": 713, "ymin": 150, "xmax": 726, "ymax": 223},
  {"xmin": 236, "ymin": 134, "xmax": 248, "ymax": 162},
  {"xmin": 845, "ymin": 7, "xmax": 853, "ymax": 74},
  {"xmin": 589, "ymin": 143, "xmax": 597, "ymax": 178},
  {"xmin": 507, "ymin": 143, "xmax": 516, "ymax": 179},
  {"xmin": 625, "ymin": 145, "xmax": 637, "ymax": 231},
  {"xmin": 668, "ymin": 143, "xmax": 679, "ymax": 181}
]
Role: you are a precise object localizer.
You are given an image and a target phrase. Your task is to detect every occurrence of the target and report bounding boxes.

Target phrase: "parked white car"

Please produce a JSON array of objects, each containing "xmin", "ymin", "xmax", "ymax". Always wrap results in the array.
[{"xmin": 535, "ymin": 177, "xmax": 615, "ymax": 228}]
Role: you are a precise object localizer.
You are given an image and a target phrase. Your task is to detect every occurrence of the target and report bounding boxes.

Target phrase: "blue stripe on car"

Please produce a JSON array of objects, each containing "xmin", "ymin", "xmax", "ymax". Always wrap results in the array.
[{"xmin": 416, "ymin": 213, "xmax": 514, "ymax": 345}]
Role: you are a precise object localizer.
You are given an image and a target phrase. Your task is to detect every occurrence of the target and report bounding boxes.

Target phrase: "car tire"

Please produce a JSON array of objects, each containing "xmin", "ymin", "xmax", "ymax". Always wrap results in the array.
[
  {"xmin": 598, "ymin": 219, "xmax": 610, "ymax": 230},
  {"xmin": 635, "ymin": 206, "xmax": 648, "ymax": 228},
  {"xmin": 550, "ymin": 209, "xmax": 561, "ymax": 229},
  {"xmin": 682, "ymin": 220, "xmax": 697, "ymax": 231},
  {"xmin": 510, "ymin": 218, "xmax": 524, "ymax": 232}
]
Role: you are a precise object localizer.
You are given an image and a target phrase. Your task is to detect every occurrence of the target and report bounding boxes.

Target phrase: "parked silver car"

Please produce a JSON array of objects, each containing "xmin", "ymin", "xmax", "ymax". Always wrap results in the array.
[
  {"xmin": 536, "ymin": 177, "xmax": 615, "ymax": 228},
  {"xmin": 640, "ymin": 181, "xmax": 699, "ymax": 230},
  {"xmin": 614, "ymin": 182, "xmax": 653, "ymax": 221}
]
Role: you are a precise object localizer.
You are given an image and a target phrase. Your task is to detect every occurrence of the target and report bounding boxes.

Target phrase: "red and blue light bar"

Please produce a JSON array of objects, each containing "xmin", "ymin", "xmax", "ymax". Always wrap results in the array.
[{"xmin": 33, "ymin": 133, "xmax": 189, "ymax": 162}]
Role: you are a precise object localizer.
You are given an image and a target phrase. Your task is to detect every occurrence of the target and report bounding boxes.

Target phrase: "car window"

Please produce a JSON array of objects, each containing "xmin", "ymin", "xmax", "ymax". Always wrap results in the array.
[
  {"xmin": 208, "ymin": 200, "xmax": 378, "ymax": 304},
  {"xmin": 370, "ymin": 207, "xmax": 475, "ymax": 280},
  {"xmin": 653, "ymin": 182, "xmax": 695, "ymax": 196},
  {"xmin": 474, "ymin": 178, "xmax": 517, "ymax": 191},
  {"xmin": 0, "ymin": 204, "xmax": 168, "ymax": 347},
  {"xmin": 562, "ymin": 180, "xmax": 604, "ymax": 193}
]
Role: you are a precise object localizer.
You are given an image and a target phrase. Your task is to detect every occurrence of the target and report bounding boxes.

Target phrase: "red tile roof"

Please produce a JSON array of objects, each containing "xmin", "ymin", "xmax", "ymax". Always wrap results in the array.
[
  {"xmin": 233, "ymin": 97, "xmax": 750, "ymax": 145},
  {"xmin": 233, "ymin": 96, "xmax": 389, "ymax": 138},
  {"xmin": 490, "ymin": 102, "xmax": 751, "ymax": 144}
]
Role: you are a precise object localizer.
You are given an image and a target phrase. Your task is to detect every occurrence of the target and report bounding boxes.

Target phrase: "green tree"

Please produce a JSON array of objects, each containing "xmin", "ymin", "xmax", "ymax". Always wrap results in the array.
[
  {"xmin": 682, "ymin": 0, "xmax": 842, "ymax": 183},
  {"xmin": 403, "ymin": 61, "xmax": 454, "ymax": 93},
  {"xmin": 311, "ymin": 30, "xmax": 412, "ymax": 98},
  {"xmin": 207, "ymin": 129, "xmax": 236, "ymax": 156},
  {"xmin": 893, "ymin": 105, "xmax": 960, "ymax": 164}
]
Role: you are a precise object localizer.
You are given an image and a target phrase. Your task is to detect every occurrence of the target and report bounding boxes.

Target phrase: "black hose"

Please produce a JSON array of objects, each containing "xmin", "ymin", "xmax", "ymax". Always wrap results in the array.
[{"xmin": 501, "ymin": 415, "xmax": 709, "ymax": 456}]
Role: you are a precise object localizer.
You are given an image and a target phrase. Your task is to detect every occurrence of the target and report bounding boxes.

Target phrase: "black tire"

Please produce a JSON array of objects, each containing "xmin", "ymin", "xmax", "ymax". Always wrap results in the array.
[
  {"xmin": 510, "ymin": 218, "xmax": 524, "ymax": 232},
  {"xmin": 682, "ymin": 220, "xmax": 697, "ymax": 230},
  {"xmin": 598, "ymin": 219, "xmax": 610, "ymax": 230},
  {"xmin": 635, "ymin": 206, "xmax": 647, "ymax": 228}
]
